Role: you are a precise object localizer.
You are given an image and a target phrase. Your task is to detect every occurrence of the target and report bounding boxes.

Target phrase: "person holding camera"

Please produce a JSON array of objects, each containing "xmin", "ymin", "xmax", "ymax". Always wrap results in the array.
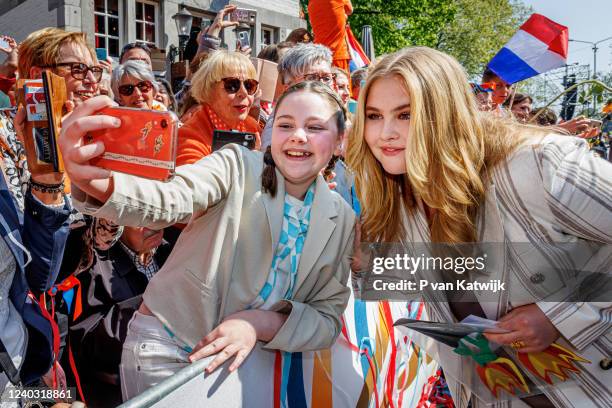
[{"xmin": 175, "ymin": 51, "xmax": 261, "ymax": 166}]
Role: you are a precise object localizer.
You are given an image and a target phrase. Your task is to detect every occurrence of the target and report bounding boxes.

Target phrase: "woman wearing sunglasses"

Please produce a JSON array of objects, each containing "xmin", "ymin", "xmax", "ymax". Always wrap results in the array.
[
  {"xmin": 176, "ymin": 50, "xmax": 261, "ymax": 166},
  {"xmin": 111, "ymin": 60, "xmax": 160, "ymax": 110}
]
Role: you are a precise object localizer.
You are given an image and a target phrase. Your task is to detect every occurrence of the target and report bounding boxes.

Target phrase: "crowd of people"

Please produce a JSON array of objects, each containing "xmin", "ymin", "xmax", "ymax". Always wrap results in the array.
[{"xmin": 0, "ymin": 3, "xmax": 610, "ymax": 408}]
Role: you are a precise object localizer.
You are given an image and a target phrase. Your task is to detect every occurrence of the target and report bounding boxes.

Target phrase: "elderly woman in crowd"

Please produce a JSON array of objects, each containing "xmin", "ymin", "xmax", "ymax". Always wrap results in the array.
[
  {"xmin": 175, "ymin": 50, "xmax": 261, "ymax": 166},
  {"xmin": 111, "ymin": 60, "xmax": 160, "ymax": 110},
  {"xmin": 155, "ymin": 78, "xmax": 177, "ymax": 113},
  {"xmin": 332, "ymin": 67, "xmax": 350, "ymax": 106},
  {"xmin": 260, "ymin": 42, "xmax": 335, "ymax": 149}
]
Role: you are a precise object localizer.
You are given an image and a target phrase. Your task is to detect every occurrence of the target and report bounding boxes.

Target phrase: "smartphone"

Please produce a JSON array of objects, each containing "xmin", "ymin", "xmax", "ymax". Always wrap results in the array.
[
  {"xmin": 237, "ymin": 31, "xmax": 250, "ymax": 49},
  {"xmin": 86, "ymin": 107, "xmax": 179, "ymax": 181},
  {"xmin": 95, "ymin": 48, "xmax": 108, "ymax": 61},
  {"xmin": 588, "ymin": 119, "xmax": 603, "ymax": 128},
  {"xmin": 0, "ymin": 38, "xmax": 10, "ymax": 52},
  {"xmin": 229, "ymin": 8, "xmax": 256, "ymax": 24},
  {"xmin": 201, "ymin": 19, "xmax": 212, "ymax": 30},
  {"xmin": 212, "ymin": 130, "xmax": 256, "ymax": 152}
]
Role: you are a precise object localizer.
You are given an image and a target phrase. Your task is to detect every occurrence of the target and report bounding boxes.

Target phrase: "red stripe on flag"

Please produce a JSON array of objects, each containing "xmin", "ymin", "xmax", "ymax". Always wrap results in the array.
[
  {"xmin": 346, "ymin": 24, "xmax": 370, "ymax": 66},
  {"xmin": 520, "ymin": 14, "xmax": 568, "ymax": 58},
  {"xmin": 547, "ymin": 28, "xmax": 569, "ymax": 58},
  {"xmin": 274, "ymin": 351, "xmax": 282, "ymax": 408}
]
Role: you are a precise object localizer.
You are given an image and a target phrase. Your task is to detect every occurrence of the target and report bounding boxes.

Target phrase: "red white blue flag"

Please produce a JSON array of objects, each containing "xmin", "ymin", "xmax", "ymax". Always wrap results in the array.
[
  {"xmin": 346, "ymin": 24, "xmax": 370, "ymax": 72},
  {"xmin": 487, "ymin": 14, "xmax": 568, "ymax": 84}
]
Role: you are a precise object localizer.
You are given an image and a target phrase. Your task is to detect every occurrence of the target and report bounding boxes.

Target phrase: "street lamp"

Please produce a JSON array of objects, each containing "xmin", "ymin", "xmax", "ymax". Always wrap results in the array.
[
  {"xmin": 172, "ymin": 5, "xmax": 193, "ymax": 61},
  {"xmin": 569, "ymin": 36, "xmax": 612, "ymax": 79}
]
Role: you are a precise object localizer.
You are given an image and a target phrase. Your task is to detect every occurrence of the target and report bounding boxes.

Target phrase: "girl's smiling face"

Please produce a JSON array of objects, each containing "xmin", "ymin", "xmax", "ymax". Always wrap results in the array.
[
  {"xmin": 271, "ymin": 90, "xmax": 342, "ymax": 199},
  {"xmin": 364, "ymin": 75, "xmax": 411, "ymax": 175}
]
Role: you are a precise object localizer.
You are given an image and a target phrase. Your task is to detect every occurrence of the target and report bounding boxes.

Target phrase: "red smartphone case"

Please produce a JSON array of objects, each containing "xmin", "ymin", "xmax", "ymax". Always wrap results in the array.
[{"xmin": 86, "ymin": 107, "xmax": 179, "ymax": 181}]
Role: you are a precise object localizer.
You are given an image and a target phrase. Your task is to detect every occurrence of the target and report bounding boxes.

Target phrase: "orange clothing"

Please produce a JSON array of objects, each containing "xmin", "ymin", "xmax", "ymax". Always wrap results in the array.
[
  {"xmin": 176, "ymin": 104, "xmax": 261, "ymax": 166},
  {"xmin": 309, "ymin": 0, "xmax": 352, "ymax": 63}
]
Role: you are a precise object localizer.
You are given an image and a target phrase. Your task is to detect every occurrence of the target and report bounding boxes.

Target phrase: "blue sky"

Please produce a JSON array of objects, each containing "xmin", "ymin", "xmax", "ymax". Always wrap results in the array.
[{"xmin": 521, "ymin": 0, "xmax": 612, "ymax": 74}]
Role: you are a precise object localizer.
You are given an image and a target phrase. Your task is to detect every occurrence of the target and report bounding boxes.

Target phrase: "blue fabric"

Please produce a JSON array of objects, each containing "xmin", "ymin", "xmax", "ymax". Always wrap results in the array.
[
  {"xmin": 487, "ymin": 47, "xmax": 539, "ymax": 84},
  {"xmin": 287, "ymin": 352, "xmax": 307, "ymax": 408},
  {"xmin": 0, "ymin": 176, "xmax": 70, "ymax": 384},
  {"xmin": 252, "ymin": 183, "xmax": 315, "ymax": 306}
]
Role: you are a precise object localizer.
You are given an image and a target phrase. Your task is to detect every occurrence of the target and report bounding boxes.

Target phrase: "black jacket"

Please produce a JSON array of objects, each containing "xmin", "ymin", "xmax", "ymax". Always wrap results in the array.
[{"xmin": 67, "ymin": 239, "xmax": 171, "ymax": 380}]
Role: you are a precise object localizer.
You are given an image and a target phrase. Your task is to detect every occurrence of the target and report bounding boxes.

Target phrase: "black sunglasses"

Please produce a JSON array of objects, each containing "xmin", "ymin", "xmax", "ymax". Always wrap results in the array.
[
  {"xmin": 221, "ymin": 77, "xmax": 259, "ymax": 95},
  {"xmin": 118, "ymin": 81, "xmax": 153, "ymax": 96},
  {"xmin": 43, "ymin": 62, "xmax": 104, "ymax": 82}
]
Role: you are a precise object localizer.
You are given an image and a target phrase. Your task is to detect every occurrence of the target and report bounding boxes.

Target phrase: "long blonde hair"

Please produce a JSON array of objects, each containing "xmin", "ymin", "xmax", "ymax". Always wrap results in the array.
[{"xmin": 347, "ymin": 47, "xmax": 539, "ymax": 243}]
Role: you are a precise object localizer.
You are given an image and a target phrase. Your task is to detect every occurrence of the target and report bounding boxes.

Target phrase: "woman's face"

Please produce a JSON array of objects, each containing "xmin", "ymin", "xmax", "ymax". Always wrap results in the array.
[
  {"xmin": 209, "ymin": 71, "xmax": 256, "ymax": 127},
  {"xmin": 56, "ymin": 42, "xmax": 99, "ymax": 102},
  {"xmin": 511, "ymin": 99, "xmax": 532, "ymax": 123},
  {"xmin": 364, "ymin": 76, "xmax": 411, "ymax": 175},
  {"xmin": 154, "ymin": 85, "xmax": 170, "ymax": 108},
  {"xmin": 118, "ymin": 74, "xmax": 154, "ymax": 109},
  {"xmin": 335, "ymin": 74, "xmax": 350, "ymax": 105},
  {"xmin": 272, "ymin": 91, "xmax": 341, "ymax": 199}
]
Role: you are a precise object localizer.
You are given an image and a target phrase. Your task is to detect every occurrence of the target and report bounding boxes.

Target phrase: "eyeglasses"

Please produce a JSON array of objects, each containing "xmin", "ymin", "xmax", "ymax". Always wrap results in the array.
[
  {"xmin": 301, "ymin": 73, "xmax": 336, "ymax": 85},
  {"xmin": 43, "ymin": 62, "xmax": 104, "ymax": 82},
  {"xmin": 118, "ymin": 81, "xmax": 153, "ymax": 96},
  {"xmin": 221, "ymin": 77, "xmax": 259, "ymax": 95}
]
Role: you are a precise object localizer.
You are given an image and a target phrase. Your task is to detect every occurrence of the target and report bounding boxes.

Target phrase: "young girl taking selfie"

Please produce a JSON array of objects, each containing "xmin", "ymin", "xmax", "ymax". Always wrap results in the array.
[{"xmin": 58, "ymin": 81, "xmax": 355, "ymax": 399}]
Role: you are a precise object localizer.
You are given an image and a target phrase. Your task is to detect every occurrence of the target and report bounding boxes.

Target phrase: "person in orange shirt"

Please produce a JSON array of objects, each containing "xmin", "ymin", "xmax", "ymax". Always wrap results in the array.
[
  {"xmin": 176, "ymin": 51, "xmax": 261, "ymax": 166},
  {"xmin": 308, "ymin": 0, "xmax": 353, "ymax": 73}
]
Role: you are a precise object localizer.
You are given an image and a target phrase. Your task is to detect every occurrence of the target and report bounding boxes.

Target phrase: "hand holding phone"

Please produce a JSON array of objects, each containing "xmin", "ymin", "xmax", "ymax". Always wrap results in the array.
[
  {"xmin": 207, "ymin": 5, "xmax": 238, "ymax": 37},
  {"xmin": 0, "ymin": 38, "xmax": 10, "ymax": 52},
  {"xmin": 212, "ymin": 130, "xmax": 256, "ymax": 152},
  {"xmin": 229, "ymin": 8, "xmax": 256, "ymax": 24},
  {"xmin": 588, "ymin": 119, "xmax": 603, "ymax": 129},
  {"xmin": 96, "ymin": 48, "xmax": 108, "ymax": 62},
  {"xmin": 0, "ymin": 36, "xmax": 16, "ymax": 53},
  {"xmin": 85, "ymin": 107, "xmax": 179, "ymax": 181},
  {"xmin": 237, "ymin": 31, "xmax": 251, "ymax": 50}
]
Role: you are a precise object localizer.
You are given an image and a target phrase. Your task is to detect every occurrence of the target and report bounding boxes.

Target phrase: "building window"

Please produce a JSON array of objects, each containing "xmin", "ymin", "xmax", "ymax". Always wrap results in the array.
[
  {"xmin": 135, "ymin": 0, "xmax": 158, "ymax": 47},
  {"xmin": 94, "ymin": 0, "xmax": 122, "ymax": 58},
  {"xmin": 261, "ymin": 26, "xmax": 279, "ymax": 46}
]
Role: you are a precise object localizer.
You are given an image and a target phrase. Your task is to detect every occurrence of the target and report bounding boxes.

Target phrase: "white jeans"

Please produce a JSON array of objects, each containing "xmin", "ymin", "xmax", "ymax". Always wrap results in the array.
[{"xmin": 120, "ymin": 311, "xmax": 191, "ymax": 402}]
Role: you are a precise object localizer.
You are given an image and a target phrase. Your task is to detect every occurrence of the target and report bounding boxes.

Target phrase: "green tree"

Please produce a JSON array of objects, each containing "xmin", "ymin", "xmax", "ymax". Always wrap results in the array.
[
  {"xmin": 299, "ymin": 0, "xmax": 456, "ymax": 54},
  {"xmin": 348, "ymin": 0, "xmax": 456, "ymax": 54},
  {"xmin": 301, "ymin": 0, "xmax": 531, "ymax": 78},
  {"xmin": 437, "ymin": 0, "xmax": 532, "ymax": 77}
]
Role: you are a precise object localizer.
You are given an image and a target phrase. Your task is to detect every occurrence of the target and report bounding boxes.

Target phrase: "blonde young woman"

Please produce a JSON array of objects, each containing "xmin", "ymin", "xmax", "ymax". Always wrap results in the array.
[{"xmin": 347, "ymin": 47, "xmax": 611, "ymax": 408}]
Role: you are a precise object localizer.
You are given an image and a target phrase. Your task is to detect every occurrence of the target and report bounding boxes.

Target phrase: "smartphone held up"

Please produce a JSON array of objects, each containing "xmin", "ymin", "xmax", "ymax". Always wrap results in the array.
[
  {"xmin": 229, "ymin": 8, "xmax": 256, "ymax": 24},
  {"xmin": 0, "ymin": 37, "xmax": 11, "ymax": 52},
  {"xmin": 85, "ymin": 107, "xmax": 179, "ymax": 182},
  {"xmin": 237, "ymin": 31, "xmax": 251, "ymax": 50}
]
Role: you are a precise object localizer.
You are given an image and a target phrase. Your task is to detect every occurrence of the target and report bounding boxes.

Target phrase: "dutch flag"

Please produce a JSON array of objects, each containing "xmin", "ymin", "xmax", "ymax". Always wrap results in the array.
[
  {"xmin": 346, "ymin": 24, "xmax": 370, "ymax": 72},
  {"xmin": 487, "ymin": 14, "xmax": 568, "ymax": 84}
]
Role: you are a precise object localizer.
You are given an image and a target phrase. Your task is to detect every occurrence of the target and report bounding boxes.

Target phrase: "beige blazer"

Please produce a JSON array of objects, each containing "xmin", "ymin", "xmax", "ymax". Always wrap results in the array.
[
  {"xmin": 73, "ymin": 145, "xmax": 355, "ymax": 352},
  {"xmin": 394, "ymin": 135, "xmax": 611, "ymax": 408}
]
